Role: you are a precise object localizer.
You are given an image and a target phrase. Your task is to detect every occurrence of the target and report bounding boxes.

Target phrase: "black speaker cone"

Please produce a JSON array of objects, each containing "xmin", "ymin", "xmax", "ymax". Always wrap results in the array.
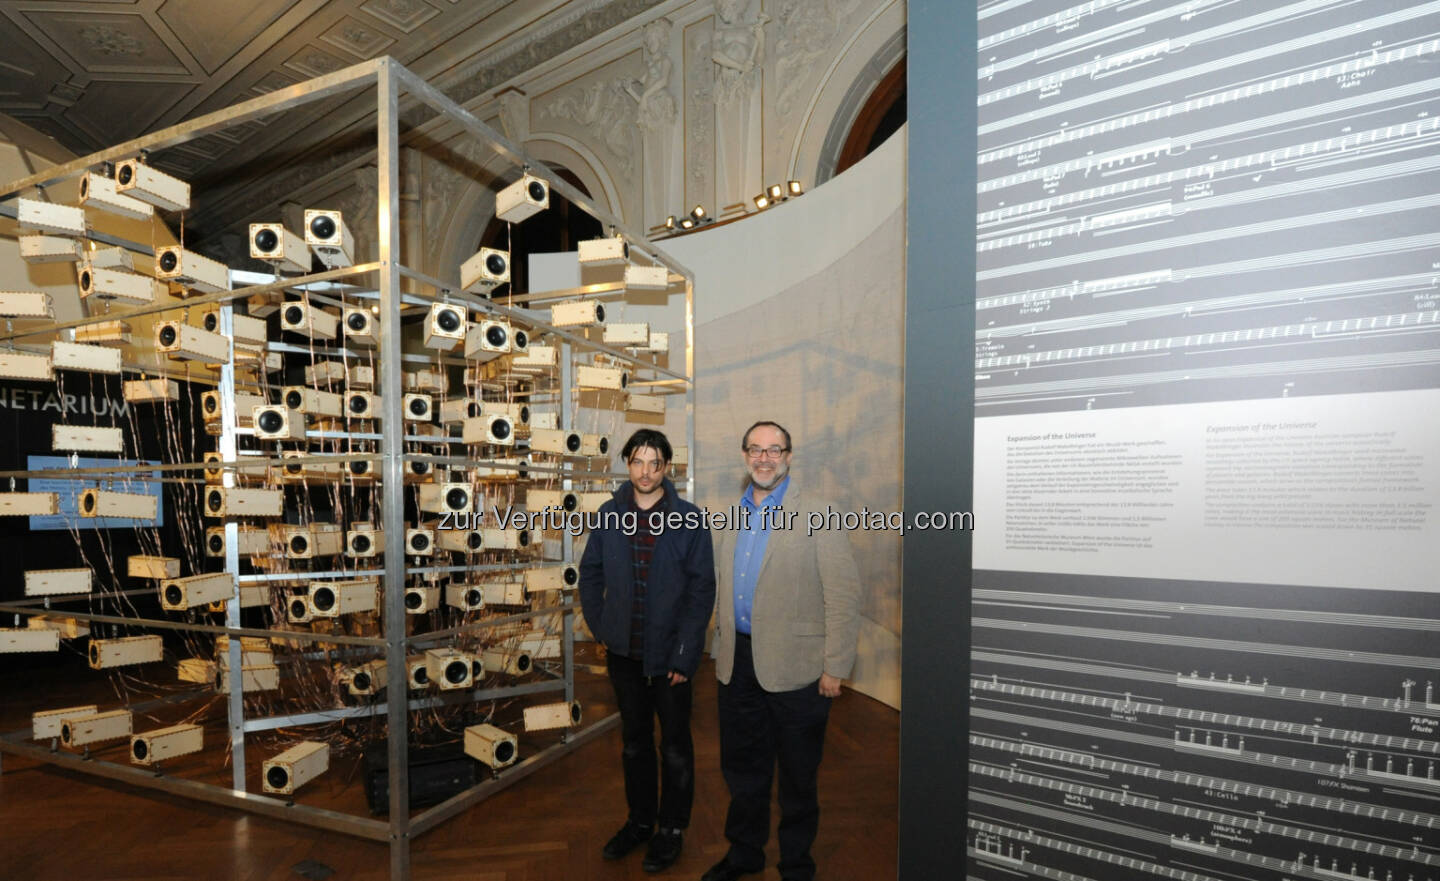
[
  {"xmin": 82, "ymin": 492, "xmax": 95, "ymax": 513},
  {"xmin": 405, "ymin": 591, "xmax": 423, "ymax": 610},
  {"xmin": 204, "ymin": 313, "xmax": 218, "ymax": 332},
  {"xmin": 349, "ymin": 395, "xmax": 367, "ymax": 414},
  {"xmin": 562, "ymin": 494, "xmax": 577, "ymax": 512},
  {"xmin": 266, "ymin": 767, "xmax": 289, "ymax": 789},
  {"xmin": 472, "ymin": 659, "xmax": 483, "ymax": 678},
  {"xmin": 254, "ymin": 228, "xmax": 278, "ymax": 252},
  {"xmin": 258, "ymin": 409, "xmax": 285, "ymax": 434},
  {"xmin": 158, "ymin": 325, "xmax": 177, "ymax": 346},
  {"xmin": 284, "ymin": 305, "xmax": 303, "ymax": 326},
  {"xmin": 519, "ymin": 406, "xmax": 530, "ymax": 422},
  {"xmin": 164, "ymin": 585, "xmax": 182, "ymax": 606},
  {"xmin": 352, "ymin": 672, "xmax": 370, "ymax": 691},
  {"xmin": 159, "ymin": 250, "xmax": 178, "ymax": 272},
  {"xmin": 436, "ymin": 308, "xmax": 461, "ymax": 332},
  {"xmin": 350, "ymin": 461, "xmax": 368, "ymax": 475},
  {"xmin": 80, "ymin": 271, "xmax": 91, "ymax": 291},
  {"xmin": 518, "ymin": 531, "xmax": 529, "ymax": 547},
  {"xmin": 310, "ymin": 214, "xmax": 336, "ymax": 240},
  {"xmin": 132, "ymin": 740, "xmax": 148, "ymax": 760},
  {"xmin": 414, "ymin": 667, "xmax": 428, "ymax": 684},
  {"xmin": 446, "ymin": 488, "xmax": 469, "ymax": 510},
  {"xmin": 566, "ymin": 434, "xmax": 580, "ymax": 452},
  {"xmin": 410, "ymin": 534, "xmax": 429, "ymax": 551},
  {"xmin": 465, "ymin": 589, "xmax": 481, "ymax": 606},
  {"xmin": 208, "ymin": 534, "xmax": 224, "ymax": 553},
  {"xmin": 286, "ymin": 462, "xmax": 302, "ymax": 474},
  {"xmin": 62, "ymin": 724, "xmax": 72, "ymax": 741},
  {"xmin": 491, "ymin": 419, "xmax": 511, "ymax": 440},
  {"xmin": 594, "ymin": 304, "xmax": 605, "ymax": 322},
  {"xmin": 563, "ymin": 566, "xmax": 578, "ymax": 585},
  {"xmin": 80, "ymin": 177, "xmax": 89, "ymax": 197},
  {"xmin": 598, "ymin": 438, "xmax": 609, "ymax": 454},
  {"xmin": 411, "ymin": 461, "xmax": 429, "ymax": 475},
  {"xmin": 495, "ymin": 741, "xmax": 515, "ymax": 763},
  {"xmin": 445, "ymin": 660, "xmax": 468, "ymax": 684},
  {"xmin": 347, "ymin": 311, "xmax": 368, "ymax": 331},
  {"xmin": 485, "ymin": 324, "xmax": 507, "ymax": 347},
  {"xmin": 311, "ymin": 587, "xmax": 334, "ymax": 611},
  {"xmin": 204, "ymin": 395, "xmax": 218, "ymax": 413},
  {"xmin": 290, "ymin": 599, "xmax": 308, "ymax": 618},
  {"xmin": 409, "ymin": 397, "xmax": 428, "ymax": 416},
  {"xmin": 571, "ymin": 702, "xmax": 581, "ymax": 723},
  {"xmin": 207, "ymin": 490, "xmax": 222, "ymax": 510},
  {"xmin": 117, "ymin": 165, "xmax": 133, "ymax": 185},
  {"xmin": 527, "ymin": 180, "xmax": 546, "ymax": 202},
  {"xmin": 513, "ymin": 330, "xmax": 528, "ymax": 349},
  {"xmin": 351, "ymin": 534, "xmax": 371, "ymax": 553},
  {"xmin": 485, "ymin": 253, "xmax": 507, "ymax": 276},
  {"xmin": 289, "ymin": 535, "xmax": 308, "ymax": 554},
  {"xmin": 516, "ymin": 654, "xmax": 531, "ymax": 673},
  {"xmin": 466, "ymin": 533, "xmax": 482, "ymax": 550},
  {"xmin": 285, "ymin": 390, "xmax": 303, "ymax": 409},
  {"xmin": 467, "ymin": 401, "xmax": 481, "ymax": 417}
]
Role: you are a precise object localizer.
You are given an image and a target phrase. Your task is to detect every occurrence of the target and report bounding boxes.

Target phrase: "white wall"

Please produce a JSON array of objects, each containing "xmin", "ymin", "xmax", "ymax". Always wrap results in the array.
[{"xmin": 532, "ymin": 125, "xmax": 906, "ymax": 706}]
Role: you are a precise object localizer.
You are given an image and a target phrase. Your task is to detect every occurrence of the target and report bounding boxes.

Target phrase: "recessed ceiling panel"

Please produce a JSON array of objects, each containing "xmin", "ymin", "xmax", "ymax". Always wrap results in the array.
[
  {"xmin": 25, "ymin": 11, "xmax": 191, "ymax": 77},
  {"xmin": 158, "ymin": 0, "xmax": 298, "ymax": 75},
  {"xmin": 319, "ymin": 17, "xmax": 397, "ymax": 60}
]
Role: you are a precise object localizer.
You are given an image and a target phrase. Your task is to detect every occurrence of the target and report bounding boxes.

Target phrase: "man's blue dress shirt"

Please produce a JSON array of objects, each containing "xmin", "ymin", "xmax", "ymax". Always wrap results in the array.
[{"xmin": 732, "ymin": 475, "xmax": 790, "ymax": 635}]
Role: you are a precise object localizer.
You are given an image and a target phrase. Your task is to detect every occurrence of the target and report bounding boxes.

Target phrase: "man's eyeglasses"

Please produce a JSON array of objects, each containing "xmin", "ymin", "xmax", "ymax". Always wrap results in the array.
[{"xmin": 744, "ymin": 445, "xmax": 789, "ymax": 459}]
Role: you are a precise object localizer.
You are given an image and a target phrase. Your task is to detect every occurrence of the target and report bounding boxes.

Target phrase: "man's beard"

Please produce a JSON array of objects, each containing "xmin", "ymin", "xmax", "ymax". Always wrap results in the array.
[{"xmin": 748, "ymin": 461, "xmax": 789, "ymax": 491}]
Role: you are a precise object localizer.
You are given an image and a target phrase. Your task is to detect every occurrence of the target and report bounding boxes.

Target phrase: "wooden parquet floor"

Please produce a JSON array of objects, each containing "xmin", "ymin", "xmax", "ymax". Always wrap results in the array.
[{"xmin": 0, "ymin": 658, "xmax": 898, "ymax": 881}]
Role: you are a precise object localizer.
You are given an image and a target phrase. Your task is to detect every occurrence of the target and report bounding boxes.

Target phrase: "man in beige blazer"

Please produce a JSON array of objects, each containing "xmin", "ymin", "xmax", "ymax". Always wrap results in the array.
[{"xmin": 702, "ymin": 421, "xmax": 861, "ymax": 881}]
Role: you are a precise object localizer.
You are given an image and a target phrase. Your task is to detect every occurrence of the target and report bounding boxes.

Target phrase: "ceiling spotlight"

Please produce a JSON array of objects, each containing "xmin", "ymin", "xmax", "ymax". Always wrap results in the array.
[
  {"xmin": 753, "ymin": 194, "xmax": 770, "ymax": 210},
  {"xmin": 766, "ymin": 184, "xmax": 784, "ymax": 200},
  {"xmin": 787, "ymin": 180, "xmax": 803, "ymax": 196},
  {"xmin": 690, "ymin": 204, "xmax": 706, "ymax": 220},
  {"xmin": 679, "ymin": 217, "xmax": 696, "ymax": 230},
  {"xmin": 664, "ymin": 215, "xmax": 676, "ymax": 230}
]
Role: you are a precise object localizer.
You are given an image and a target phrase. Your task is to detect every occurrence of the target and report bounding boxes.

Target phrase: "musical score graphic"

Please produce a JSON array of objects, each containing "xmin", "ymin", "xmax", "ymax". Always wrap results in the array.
[
  {"xmin": 971, "ymin": 3, "xmax": 1440, "ymax": 879},
  {"xmin": 976, "ymin": 0, "xmax": 1440, "ymax": 415}
]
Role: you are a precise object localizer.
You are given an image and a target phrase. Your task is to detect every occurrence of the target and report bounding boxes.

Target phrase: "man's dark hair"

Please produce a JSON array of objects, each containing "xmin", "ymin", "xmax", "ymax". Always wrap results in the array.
[
  {"xmin": 623, "ymin": 428, "xmax": 672, "ymax": 463},
  {"xmin": 740, "ymin": 420, "xmax": 792, "ymax": 452}
]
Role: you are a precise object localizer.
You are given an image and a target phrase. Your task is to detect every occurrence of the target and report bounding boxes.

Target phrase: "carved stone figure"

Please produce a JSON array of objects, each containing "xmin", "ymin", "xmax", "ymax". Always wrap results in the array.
[
  {"xmin": 625, "ymin": 18, "xmax": 677, "ymax": 227},
  {"xmin": 712, "ymin": 0, "xmax": 768, "ymax": 215}
]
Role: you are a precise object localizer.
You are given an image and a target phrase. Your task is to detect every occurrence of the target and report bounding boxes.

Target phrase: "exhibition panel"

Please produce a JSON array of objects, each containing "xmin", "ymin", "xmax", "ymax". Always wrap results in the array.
[{"xmin": 971, "ymin": 4, "xmax": 1440, "ymax": 881}]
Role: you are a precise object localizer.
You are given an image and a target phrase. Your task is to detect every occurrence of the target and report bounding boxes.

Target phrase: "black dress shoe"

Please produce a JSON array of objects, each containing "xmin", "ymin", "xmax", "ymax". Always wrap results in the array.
[
  {"xmin": 602, "ymin": 819, "xmax": 653, "ymax": 860},
  {"xmin": 642, "ymin": 827, "xmax": 683, "ymax": 873},
  {"xmin": 700, "ymin": 857, "xmax": 760, "ymax": 881}
]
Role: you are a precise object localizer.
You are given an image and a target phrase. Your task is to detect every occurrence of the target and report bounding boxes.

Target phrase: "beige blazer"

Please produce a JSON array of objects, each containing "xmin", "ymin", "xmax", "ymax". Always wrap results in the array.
[{"xmin": 712, "ymin": 481, "xmax": 862, "ymax": 692}]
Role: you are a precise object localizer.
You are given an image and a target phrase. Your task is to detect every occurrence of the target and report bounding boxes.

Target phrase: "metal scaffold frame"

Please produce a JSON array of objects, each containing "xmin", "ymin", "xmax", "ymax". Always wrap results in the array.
[{"xmin": 0, "ymin": 56, "xmax": 697, "ymax": 881}]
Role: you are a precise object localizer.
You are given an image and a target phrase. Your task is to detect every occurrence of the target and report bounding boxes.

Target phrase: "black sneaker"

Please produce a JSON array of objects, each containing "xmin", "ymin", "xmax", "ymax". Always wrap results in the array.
[
  {"xmin": 602, "ymin": 819, "xmax": 653, "ymax": 860},
  {"xmin": 642, "ymin": 827, "xmax": 683, "ymax": 873}
]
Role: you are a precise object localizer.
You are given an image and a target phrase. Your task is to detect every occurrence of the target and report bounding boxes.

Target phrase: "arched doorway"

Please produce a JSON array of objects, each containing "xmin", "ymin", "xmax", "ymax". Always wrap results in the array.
[
  {"xmin": 834, "ymin": 58, "xmax": 906, "ymax": 177},
  {"xmin": 478, "ymin": 167, "xmax": 602, "ymax": 298}
]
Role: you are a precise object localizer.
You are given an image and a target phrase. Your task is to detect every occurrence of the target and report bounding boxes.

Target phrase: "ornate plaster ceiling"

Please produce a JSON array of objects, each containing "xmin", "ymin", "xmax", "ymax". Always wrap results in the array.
[{"xmin": 0, "ymin": 0, "xmax": 664, "ymax": 248}]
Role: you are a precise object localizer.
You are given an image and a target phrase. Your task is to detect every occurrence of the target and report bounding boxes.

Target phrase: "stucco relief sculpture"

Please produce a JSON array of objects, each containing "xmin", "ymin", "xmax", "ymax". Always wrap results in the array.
[
  {"xmin": 712, "ymin": 0, "xmax": 768, "ymax": 215},
  {"xmin": 625, "ymin": 18, "xmax": 677, "ymax": 228}
]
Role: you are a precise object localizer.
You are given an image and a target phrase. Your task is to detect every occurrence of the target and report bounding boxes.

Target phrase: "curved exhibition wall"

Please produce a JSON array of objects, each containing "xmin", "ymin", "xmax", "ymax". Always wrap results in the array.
[{"xmin": 532, "ymin": 126, "xmax": 906, "ymax": 708}]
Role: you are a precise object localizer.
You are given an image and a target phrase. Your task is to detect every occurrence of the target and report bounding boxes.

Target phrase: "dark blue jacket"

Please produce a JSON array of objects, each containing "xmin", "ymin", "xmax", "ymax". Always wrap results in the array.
[{"xmin": 578, "ymin": 477, "xmax": 715, "ymax": 679}]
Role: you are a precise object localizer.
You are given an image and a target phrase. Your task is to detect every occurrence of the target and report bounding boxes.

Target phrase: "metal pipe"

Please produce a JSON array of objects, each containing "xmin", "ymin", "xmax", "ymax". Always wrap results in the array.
[{"xmin": 375, "ymin": 59, "xmax": 412, "ymax": 880}]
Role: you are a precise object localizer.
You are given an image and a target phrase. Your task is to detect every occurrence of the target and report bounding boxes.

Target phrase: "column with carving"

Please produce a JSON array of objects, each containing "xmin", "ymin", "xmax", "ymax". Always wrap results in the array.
[
  {"xmin": 712, "ymin": 0, "xmax": 768, "ymax": 217},
  {"xmin": 626, "ymin": 18, "xmax": 679, "ymax": 230}
]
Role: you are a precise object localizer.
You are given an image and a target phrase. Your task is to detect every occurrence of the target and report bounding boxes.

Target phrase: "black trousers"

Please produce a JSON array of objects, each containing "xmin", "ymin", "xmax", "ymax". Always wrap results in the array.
[
  {"xmin": 606, "ymin": 651, "xmax": 694, "ymax": 829},
  {"xmin": 718, "ymin": 634, "xmax": 832, "ymax": 881}
]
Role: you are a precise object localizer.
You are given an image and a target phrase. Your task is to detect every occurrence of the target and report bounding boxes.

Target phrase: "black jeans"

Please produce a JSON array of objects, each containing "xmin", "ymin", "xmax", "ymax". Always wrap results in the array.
[
  {"xmin": 717, "ymin": 634, "xmax": 832, "ymax": 881},
  {"xmin": 606, "ymin": 651, "xmax": 694, "ymax": 829}
]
